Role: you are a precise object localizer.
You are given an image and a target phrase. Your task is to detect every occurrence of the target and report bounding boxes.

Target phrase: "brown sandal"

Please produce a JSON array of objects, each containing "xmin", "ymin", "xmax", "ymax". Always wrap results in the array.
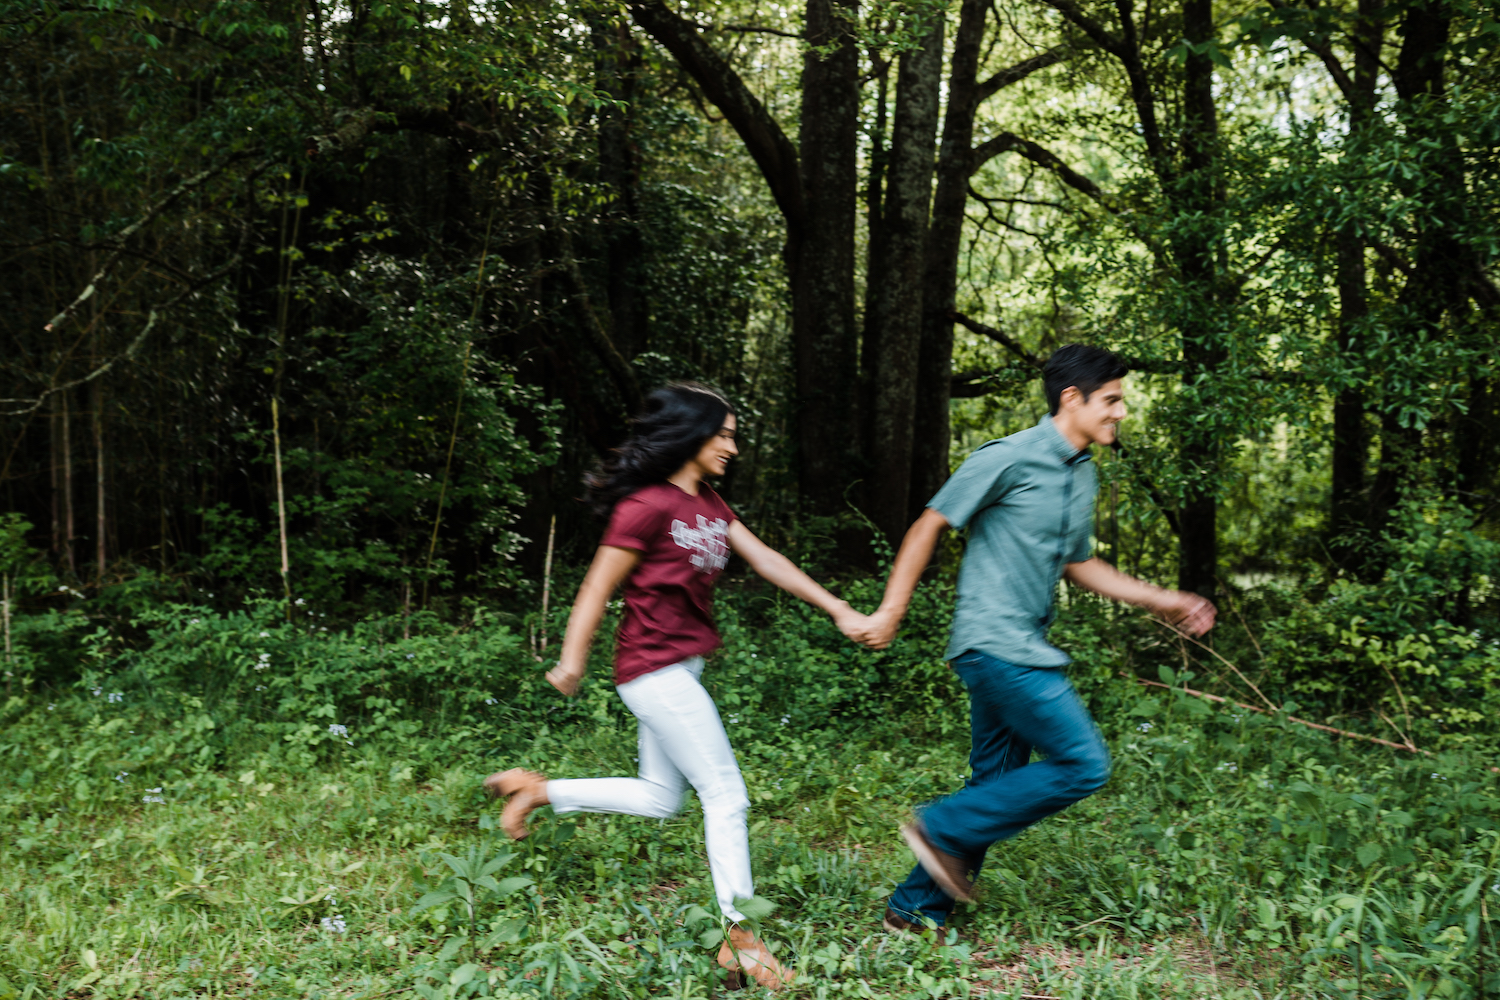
[
  {"xmin": 483, "ymin": 768, "xmax": 549, "ymax": 840},
  {"xmin": 717, "ymin": 926, "xmax": 795, "ymax": 990}
]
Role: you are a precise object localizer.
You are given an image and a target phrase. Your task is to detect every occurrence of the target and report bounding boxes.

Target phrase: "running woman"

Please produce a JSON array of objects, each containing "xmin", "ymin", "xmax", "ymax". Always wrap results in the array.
[{"xmin": 487, "ymin": 382, "xmax": 868, "ymax": 990}]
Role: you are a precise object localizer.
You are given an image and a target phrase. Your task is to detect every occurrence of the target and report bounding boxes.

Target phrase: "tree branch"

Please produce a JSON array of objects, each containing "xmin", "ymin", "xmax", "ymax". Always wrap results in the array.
[
  {"xmin": 970, "ymin": 132, "xmax": 1107, "ymax": 201},
  {"xmin": 8, "ymin": 256, "xmax": 243, "ymax": 416},
  {"xmin": 713, "ymin": 23, "xmax": 804, "ymax": 39},
  {"xmin": 1038, "ymin": 0, "xmax": 1170, "ymax": 178},
  {"xmin": 556, "ymin": 230, "xmax": 643, "ymax": 415},
  {"xmin": 976, "ymin": 45, "xmax": 1070, "ymax": 103},
  {"xmin": 42, "ymin": 157, "xmax": 258, "ymax": 335},
  {"xmin": 627, "ymin": 0, "xmax": 805, "ymax": 232},
  {"xmin": 1265, "ymin": 0, "xmax": 1357, "ymax": 105},
  {"xmin": 951, "ymin": 310, "xmax": 1044, "ymax": 368}
]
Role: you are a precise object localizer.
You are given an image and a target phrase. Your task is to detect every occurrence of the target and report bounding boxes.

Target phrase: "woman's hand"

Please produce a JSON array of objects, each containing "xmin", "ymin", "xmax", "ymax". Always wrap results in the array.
[
  {"xmin": 545, "ymin": 662, "xmax": 585, "ymax": 697},
  {"xmin": 845, "ymin": 605, "xmax": 903, "ymax": 649},
  {"xmin": 831, "ymin": 601, "xmax": 873, "ymax": 645}
]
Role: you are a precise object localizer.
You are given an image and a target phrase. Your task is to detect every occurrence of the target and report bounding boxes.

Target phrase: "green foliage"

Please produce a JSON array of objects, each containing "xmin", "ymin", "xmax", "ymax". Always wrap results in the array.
[{"xmin": 2, "ymin": 578, "xmax": 1498, "ymax": 996}]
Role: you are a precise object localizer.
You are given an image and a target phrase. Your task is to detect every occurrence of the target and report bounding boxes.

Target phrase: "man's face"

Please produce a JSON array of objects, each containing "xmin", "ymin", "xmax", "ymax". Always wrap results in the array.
[{"xmin": 1066, "ymin": 378, "xmax": 1127, "ymax": 446}]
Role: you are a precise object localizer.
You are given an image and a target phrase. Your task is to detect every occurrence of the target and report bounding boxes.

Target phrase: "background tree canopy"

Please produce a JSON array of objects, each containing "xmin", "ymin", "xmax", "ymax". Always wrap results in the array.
[{"xmin": 2, "ymin": 0, "xmax": 1497, "ymax": 611}]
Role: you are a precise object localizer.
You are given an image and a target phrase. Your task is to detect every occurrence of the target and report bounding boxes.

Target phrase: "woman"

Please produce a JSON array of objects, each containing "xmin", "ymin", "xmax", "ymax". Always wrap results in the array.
[{"xmin": 487, "ymin": 382, "xmax": 866, "ymax": 990}]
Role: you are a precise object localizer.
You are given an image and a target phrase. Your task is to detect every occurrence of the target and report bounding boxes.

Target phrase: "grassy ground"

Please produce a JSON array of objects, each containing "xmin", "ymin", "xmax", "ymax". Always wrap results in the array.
[
  {"xmin": 4, "ymin": 694, "xmax": 1493, "ymax": 999},
  {"xmin": 2, "ymin": 587, "xmax": 1496, "ymax": 998},
  {"xmin": 3, "ymin": 743, "xmax": 1277, "ymax": 999}
]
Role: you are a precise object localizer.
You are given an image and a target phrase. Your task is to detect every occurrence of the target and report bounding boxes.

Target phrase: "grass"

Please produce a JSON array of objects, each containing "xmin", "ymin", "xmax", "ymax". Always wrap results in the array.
[
  {"xmin": 2, "ymin": 586, "xmax": 1497, "ymax": 998},
  {"xmin": 5, "ymin": 695, "xmax": 1493, "ymax": 999},
  {"xmin": 4, "ymin": 748, "xmax": 1282, "ymax": 999}
]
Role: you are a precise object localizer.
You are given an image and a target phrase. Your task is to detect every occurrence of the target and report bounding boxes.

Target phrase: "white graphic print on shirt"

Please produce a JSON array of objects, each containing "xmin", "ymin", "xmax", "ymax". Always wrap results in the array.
[{"xmin": 670, "ymin": 515, "xmax": 730, "ymax": 573}]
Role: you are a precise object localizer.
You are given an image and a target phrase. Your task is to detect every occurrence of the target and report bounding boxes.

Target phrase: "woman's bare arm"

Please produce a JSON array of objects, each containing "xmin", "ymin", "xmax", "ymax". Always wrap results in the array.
[
  {"xmin": 547, "ymin": 545, "xmax": 641, "ymax": 696},
  {"xmin": 727, "ymin": 521, "xmax": 867, "ymax": 639}
]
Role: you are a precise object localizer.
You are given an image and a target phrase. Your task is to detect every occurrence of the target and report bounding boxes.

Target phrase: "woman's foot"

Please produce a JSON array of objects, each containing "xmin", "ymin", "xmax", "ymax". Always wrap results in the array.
[
  {"xmin": 718, "ymin": 927, "xmax": 794, "ymax": 990},
  {"xmin": 483, "ymin": 768, "xmax": 549, "ymax": 840}
]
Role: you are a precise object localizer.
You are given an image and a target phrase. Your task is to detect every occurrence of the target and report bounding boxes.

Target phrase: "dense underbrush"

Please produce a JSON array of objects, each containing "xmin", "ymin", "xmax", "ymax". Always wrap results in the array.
[{"xmin": 1, "ymin": 570, "xmax": 1498, "ymax": 998}]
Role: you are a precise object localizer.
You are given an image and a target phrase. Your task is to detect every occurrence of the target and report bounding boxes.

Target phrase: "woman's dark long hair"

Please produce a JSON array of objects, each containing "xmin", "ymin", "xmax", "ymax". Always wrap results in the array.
[{"xmin": 584, "ymin": 382, "xmax": 734, "ymax": 520}]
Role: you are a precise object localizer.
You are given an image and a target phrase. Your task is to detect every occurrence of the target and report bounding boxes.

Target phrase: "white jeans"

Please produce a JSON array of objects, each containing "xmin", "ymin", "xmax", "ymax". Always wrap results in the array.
[{"xmin": 547, "ymin": 656, "xmax": 753, "ymax": 922}]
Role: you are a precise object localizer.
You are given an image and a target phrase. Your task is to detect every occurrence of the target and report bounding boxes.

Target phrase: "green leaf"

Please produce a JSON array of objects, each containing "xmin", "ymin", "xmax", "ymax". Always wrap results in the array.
[
  {"xmin": 1356, "ymin": 842, "xmax": 1382, "ymax": 868},
  {"xmin": 480, "ymin": 851, "xmax": 515, "ymax": 876},
  {"xmin": 733, "ymin": 895, "xmax": 776, "ymax": 922},
  {"xmin": 495, "ymin": 875, "xmax": 533, "ymax": 897},
  {"xmin": 482, "ymin": 918, "xmax": 526, "ymax": 947},
  {"xmin": 410, "ymin": 888, "xmax": 459, "ymax": 913}
]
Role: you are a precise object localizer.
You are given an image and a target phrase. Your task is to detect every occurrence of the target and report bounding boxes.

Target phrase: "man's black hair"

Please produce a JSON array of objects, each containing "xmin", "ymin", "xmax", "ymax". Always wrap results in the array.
[{"xmin": 1043, "ymin": 344, "xmax": 1129, "ymax": 415}]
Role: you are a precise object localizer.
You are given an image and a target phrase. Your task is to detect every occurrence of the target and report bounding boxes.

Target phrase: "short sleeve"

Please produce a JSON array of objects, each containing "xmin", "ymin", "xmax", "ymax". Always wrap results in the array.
[
  {"xmin": 927, "ymin": 441, "xmax": 1014, "ymax": 531},
  {"xmin": 1068, "ymin": 531, "xmax": 1093, "ymax": 563},
  {"xmin": 1067, "ymin": 465, "xmax": 1096, "ymax": 562},
  {"xmin": 601, "ymin": 494, "xmax": 662, "ymax": 552},
  {"xmin": 703, "ymin": 487, "xmax": 738, "ymax": 525}
]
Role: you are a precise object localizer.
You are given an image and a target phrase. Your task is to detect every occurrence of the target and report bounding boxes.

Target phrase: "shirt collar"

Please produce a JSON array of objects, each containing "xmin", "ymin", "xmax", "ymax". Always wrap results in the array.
[{"xmin": 1037, "ymin": 414, "xmax": 1093, "ymax": 466}]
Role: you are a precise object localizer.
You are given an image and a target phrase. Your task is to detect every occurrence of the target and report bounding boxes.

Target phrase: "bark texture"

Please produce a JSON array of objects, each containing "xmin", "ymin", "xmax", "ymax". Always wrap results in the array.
[
  {"xmin": 866, "ymin": 20, "xmax": 942, "ymax": 543},
  {"xmin": 793, "ymin": 0, "xmax": 862, "ymax": 512},
  {"xmin": 1329, "ymin": 0, "xmax": 1382, "ymax": 563},
  {"xmin": 910, "ymin": 0, "xmax": 986, "ymax": 516},
  {"xmin": 1174, "ymin": 0, "xmax": 1224, "ymax": 598}
]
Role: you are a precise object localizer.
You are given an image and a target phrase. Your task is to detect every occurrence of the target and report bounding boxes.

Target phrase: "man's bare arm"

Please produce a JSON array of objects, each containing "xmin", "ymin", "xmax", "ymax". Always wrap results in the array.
[
  {"xmin": 858, "ymin": 508, "xmax": 951, "ymax": 649},
  {"xmin": 1063, "ymin": 557, "xmax": 1216, "ymax": 636}
]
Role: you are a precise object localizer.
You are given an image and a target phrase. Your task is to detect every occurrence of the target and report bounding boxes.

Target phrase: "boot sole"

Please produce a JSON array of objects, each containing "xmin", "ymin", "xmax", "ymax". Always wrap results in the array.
[{"xmin": 900, "ymin": 823, "xmax": 976, "ymax": 903}]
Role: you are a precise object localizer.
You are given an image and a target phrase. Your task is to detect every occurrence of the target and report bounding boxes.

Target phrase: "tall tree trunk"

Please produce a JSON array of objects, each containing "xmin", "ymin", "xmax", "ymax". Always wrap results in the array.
[
  {"xmin": 867, "ymin": 19, "xmax": 943, "ymax": 543},
  {"xmin": 860, "ymin": 56, "xmax": 891, "ymax": 465},
  {"xmin": 1174, "ymin": 0, "xmax": 1223, "ymax": 597},
  {"xmin": 593, "ymin": 17, "xmax": 649, "ymax": 360},
  {"xmin": 910, "ymin": 0, "xmax": 987, "ymax": 516},
  {"xmin": 792, "ymin": 0, "xmax": 861, "ymax": 513},
  {"xmin": 94, "ymin": 379, "xmax": 105, "ymax": 584},
  {"xmin": 1365, "ymin": 0, "xmax": 1454, "ymax": 539},
  {"xmin": 62, "ymin": 388, "xmax": 75, "ymax": 578},
  {"xmin": 50, "ymin": 398, "xmax": 60, "ymax": 558},
  {"xmin": 1329, "ymin": 0, "xmax": 1383, "ymax": 564}
]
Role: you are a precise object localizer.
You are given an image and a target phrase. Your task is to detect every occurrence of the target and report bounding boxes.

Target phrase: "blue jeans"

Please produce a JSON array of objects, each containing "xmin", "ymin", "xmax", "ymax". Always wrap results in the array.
[{"xmin": 888, "ymin": 649, "xmax": 1111, "ymax": 927}]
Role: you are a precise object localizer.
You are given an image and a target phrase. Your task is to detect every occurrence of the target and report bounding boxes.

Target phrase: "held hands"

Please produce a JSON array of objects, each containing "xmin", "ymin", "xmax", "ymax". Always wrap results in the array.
[
  {"xmin": 833, "ymin": 603, "xmax": 902, "ymax": 650},
  {"xmin": 1152, "ymin": 590, "xmax": 1217, "ymax": 637},
  {"xmin": 831, "ymin": 601, "xmax": 873, "ymax": 646}
]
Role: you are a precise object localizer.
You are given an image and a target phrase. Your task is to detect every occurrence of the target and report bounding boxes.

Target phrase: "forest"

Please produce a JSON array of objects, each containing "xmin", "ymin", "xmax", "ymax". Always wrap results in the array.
[{"xmin": 1, "ymin": 0, "xmax": 1499, "ymax": 995}]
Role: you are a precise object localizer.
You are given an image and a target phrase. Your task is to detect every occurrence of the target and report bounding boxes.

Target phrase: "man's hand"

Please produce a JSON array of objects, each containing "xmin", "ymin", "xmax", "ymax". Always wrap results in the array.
[
  {"xmin": 545, "ymin": 663, "xmax": 585, "ymax": 697},
  {"xmin": 855, "ymin": 607, "xmax": 904, "ymax": 650},
  {"xmin": 831, "ymin": 602, "xmax": 874, "ymax": 645},
  {"xmin": 1154, "ymin": 591, "xmax": 1216, "ymax": 637}
]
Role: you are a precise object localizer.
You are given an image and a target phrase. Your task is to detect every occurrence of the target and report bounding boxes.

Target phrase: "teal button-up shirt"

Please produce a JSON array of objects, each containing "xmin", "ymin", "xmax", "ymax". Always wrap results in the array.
[{"xmin": 929, "ymin": 415, "xmax": 1097, "ymax": 667}]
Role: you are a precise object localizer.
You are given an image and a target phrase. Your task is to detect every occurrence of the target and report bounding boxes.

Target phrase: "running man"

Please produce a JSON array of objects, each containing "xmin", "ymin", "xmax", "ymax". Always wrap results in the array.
[{"xmin": 855, "ymin": 344, "xmax": 1216, "ymax": 932}]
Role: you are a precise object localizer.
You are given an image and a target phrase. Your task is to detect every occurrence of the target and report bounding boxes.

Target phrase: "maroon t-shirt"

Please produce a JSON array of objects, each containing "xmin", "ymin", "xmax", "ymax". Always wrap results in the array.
[{"xmin": 600, "ymin": 482, "xmax": 737, "ymax": 685}]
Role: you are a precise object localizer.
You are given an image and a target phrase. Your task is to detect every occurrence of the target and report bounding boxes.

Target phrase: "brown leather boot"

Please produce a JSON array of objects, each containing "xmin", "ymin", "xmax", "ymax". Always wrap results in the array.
[
  {"xmin": 717, "ymin": 926, "xmax": 794, "ymax": 990},
  {"xmin": 483, "ymin": 768, "xmax": 549, "ymax": 840},
  {"xmin": 900, "ymin": 822, "xmax": 976, "ymax": 902}
]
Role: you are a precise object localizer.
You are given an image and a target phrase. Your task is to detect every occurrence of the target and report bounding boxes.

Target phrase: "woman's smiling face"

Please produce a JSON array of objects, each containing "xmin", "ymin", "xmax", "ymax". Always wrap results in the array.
[{"xmin": 689, "ymin": 413, "xmax": 738, "ymax": 478}]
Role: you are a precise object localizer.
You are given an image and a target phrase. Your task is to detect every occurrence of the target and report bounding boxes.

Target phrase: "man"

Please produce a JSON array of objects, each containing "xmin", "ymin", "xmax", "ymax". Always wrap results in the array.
[{"xmin": 857, "ymin": 344, "xmax": 1216, "ymax": 932}]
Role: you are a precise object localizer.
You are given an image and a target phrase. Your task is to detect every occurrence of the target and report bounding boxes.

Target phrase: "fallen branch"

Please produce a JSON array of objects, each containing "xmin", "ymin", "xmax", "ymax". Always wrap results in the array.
[
  {"xmin": 4, "ymin": 255, "xmax": 242, "ymax": 416},
  {"xmin": 1147, "ymin": 617, "xmax": 1278, "ymax": 712},
  {"xmin": 42, "ymin": 156, "xmax": 259, "ymax": 335},
  {"xmin": 1127, "ymin": 674, "xmax": 1430, "ymax": 756}
]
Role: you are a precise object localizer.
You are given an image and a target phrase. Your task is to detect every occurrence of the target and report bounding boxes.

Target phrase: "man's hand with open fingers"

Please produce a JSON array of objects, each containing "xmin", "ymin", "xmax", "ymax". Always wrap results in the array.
[{"xmin": 1155, "ymin": 591, "xmax": 1217, "ymax": 637}]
